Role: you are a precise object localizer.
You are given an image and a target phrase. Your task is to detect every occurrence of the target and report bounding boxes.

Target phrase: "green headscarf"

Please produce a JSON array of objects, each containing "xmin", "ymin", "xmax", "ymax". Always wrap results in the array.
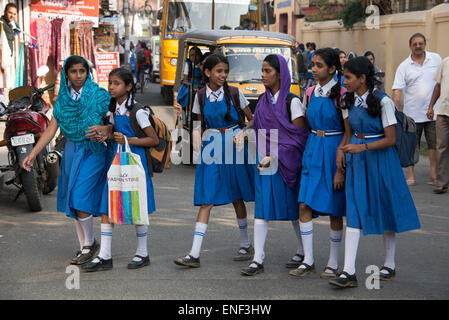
[{"xmin": 53, "ymin": 55, "xmax": 110, "ymax": 152}]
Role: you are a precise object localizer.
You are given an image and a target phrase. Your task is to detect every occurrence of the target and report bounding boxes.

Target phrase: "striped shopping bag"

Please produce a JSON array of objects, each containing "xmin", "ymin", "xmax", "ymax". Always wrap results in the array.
[{"xmin": 107, "ymin": 137, "xmax": 148, "ymax": 225}]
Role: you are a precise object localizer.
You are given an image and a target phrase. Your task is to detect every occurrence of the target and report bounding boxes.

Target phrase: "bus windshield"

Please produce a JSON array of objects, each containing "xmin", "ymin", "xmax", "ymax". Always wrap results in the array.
[
  {"xmin": 164, "ymin": 0, "xmax": 260, "ymax": 39},
  {"xmin": 215, "ymin": 0, "xmax": 260, "ymax": 30},
  {"xmin": 223, "ymin": 44, "xmax": 299, "ymax": 84}
]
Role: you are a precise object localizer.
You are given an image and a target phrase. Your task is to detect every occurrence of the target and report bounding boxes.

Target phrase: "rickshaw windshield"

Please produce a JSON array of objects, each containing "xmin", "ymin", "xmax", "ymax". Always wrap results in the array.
[
  {"xmin": 215, "ymin": 0, "xmax": 260, "ymax": 30},
  {"xmin": 223, "ymin": 44, "xmax": 298, "ymax": 83}
]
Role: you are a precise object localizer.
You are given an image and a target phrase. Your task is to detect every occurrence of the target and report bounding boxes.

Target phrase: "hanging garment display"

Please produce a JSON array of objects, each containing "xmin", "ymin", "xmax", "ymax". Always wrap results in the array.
[
  {"xmin": 70, "ymin": 28, "xmax": 80, "ymax": 56},
  {"xmin": 78, "ymin": 21, "xmax": 96, "ymax": 68},
  {"xmin": 51, "ymin": 18, "xmax": 64, "ymax": 72},
  {"xmin": 35, "ymin": 17, "xmax": 52, "ymax": 67},
  {"xmin": 60, "ymin": 19, "xmax": 71, "ymax": 68}
]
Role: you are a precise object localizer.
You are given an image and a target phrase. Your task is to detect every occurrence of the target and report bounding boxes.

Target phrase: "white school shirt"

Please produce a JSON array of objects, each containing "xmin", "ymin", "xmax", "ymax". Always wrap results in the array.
[
  {"xmin": 106, "ymin": 100, "xmax": 152, "ymax": 129},
  {"xmin": 270, "ymin": 90, "xmax": 305, "ymax": 121},
  {"xmin": 392, "ymin": 51, "xmax": 442, "ymax": 123},
  {"xmin": 70, "ymin": 86, "xmax": 83, "ymax": 101},
  {"xmin": 192, "ymin": 85, "xmax": 250, "ymax": 114},
  {"xmin": 313, "ymin": 78, "xmax": 337, "ymax": 98},
  {"xmin": 341, "ymin": 89, "xmax": 397, "ymax": 128}
]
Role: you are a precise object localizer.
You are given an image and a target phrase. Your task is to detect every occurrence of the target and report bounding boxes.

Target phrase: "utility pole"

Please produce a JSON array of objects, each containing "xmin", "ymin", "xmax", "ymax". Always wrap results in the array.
[{"xmin": 124, "ymin": 0, "xmax": 131, "ymax": 66}]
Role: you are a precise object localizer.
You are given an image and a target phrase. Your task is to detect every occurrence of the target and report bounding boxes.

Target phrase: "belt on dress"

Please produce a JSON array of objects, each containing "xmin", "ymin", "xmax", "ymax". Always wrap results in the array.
[
  {"xmin": 209, "ymin": 124, "xmax": 239, "ymax": 133},
  {"xmin": 311, "ymin": 129, "xmax": 344, "ymax": 137},
  {"xmin": 354, "ymin": 132, "xmax": 384, "ymax": 139}
]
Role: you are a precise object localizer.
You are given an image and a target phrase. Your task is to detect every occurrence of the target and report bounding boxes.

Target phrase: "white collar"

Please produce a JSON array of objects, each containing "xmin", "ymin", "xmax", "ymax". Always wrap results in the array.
[
  {"xmin": 408, "ymin": 51, "xmax": 431, "ymax": 65},
  {"xmin": 70, "ymin": 86, "xmax": 83, "ymax": 100},
  {"xmin": 354, "ymin": 90, "xmax": 370, "ymax": 107},
  {"xmin": 269, "ymin": 90, "xmax": 280, "ymax": 104},
  {"xmin": 116, "ymin": 98, "xmax": 135, "ymax": 114},
  {"xmin": 315, "ymin": 78, "xmax": 337, "ymax": 97},
  {"xmin": 205, "ymin": 84, "xmax": 224, "ymax": 99}
]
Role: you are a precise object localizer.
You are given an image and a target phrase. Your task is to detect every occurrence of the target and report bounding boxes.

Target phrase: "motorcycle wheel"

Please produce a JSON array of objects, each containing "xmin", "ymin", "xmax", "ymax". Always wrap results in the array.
[{"xmin": 20, "ymin": 167, "xmax": 43, "ymax": 212}]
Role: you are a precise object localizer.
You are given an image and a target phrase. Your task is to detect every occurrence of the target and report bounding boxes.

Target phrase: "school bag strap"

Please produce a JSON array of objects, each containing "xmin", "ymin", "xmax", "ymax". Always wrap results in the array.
[
  {"xmin": 128, "ymin": 102, "xmax": 154, "ymax": 177},
  {"xmin": 370, "ymin": 89, "xmax": 417, "ymax": 167},
  {"xmin": 197, "ymin": 85, "xmax": 245, "ymax": 130},
  {"xmin": 256, "ymin": 92, "xmax": 297, "ymax": 123}
]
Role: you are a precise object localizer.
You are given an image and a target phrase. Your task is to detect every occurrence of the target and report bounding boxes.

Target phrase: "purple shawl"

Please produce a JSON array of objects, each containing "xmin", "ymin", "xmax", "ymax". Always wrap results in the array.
[{"xmin": 254, "ymin": 54, "xmax": 309, "ymax": 190}]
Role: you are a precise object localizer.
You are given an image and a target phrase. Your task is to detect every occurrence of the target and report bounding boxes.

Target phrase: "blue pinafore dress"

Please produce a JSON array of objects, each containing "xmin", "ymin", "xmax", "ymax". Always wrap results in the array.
[
  {"xmin": 254, "ymin": 97, "xmax": 301, "ymax": 221},
  {"xmin": 57, "ymin": 140, "xmax": 108, "ymax": 219},
  {"xmin": 345, "ymin": 100, "xmax": 420, "ymax": 235},
  {"xmin": 100, "ymin": 111, "xmax": 156, "ymax": 215},
  {"xmin": 298, "ymin": 92, "xmax": 346, "ymax": 217},
  {"xmin": 194, "ymin": 96, "xmax": 255, "ymax": 206}
]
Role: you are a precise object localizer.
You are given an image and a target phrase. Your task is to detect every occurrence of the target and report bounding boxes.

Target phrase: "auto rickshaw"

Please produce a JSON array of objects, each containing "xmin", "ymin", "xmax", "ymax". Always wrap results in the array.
[{"xmin": 171, "ymin": 30, "xmax": 300, "ymax": 164}]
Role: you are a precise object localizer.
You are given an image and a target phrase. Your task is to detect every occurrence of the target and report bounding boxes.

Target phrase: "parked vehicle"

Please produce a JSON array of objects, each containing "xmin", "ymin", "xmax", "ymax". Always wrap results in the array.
[{"xmin": 0, "ymin": 66, "xmax": 61, "ymax": 212}]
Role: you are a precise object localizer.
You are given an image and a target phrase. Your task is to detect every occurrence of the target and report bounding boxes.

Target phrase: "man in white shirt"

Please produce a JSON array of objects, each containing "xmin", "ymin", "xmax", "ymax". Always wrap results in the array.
[
  {"xmin": 392, "ymin": 33, "xmax": 442, "ymax": 186},
  {"xmin": 427, "ymin": 57, "xmax": 449, "ymax": 194}
]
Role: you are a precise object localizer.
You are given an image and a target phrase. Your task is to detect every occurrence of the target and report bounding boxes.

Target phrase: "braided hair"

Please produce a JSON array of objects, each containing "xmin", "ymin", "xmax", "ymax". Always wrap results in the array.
[
  {"xmin": 202, "ymin": 53, "xmax": 245, "ymax": 128},
  {"xmin": 342, "ymin": 56, "xmax": 382, "ymax": 117},
  {"xmin": 314, "ymin": 47, "xmax": 342, "ymax": 108},
  {"xmin": 108, "ymin": 67, "xmax": 137, "ymax": 113}
]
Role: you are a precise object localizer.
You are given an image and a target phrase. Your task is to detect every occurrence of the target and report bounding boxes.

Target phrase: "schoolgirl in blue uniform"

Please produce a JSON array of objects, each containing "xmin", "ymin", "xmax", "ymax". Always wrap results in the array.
[
  {"xmin": 290, "ymin": 48, "xmax": 349, "ymax": 279},
  {"xmin": 22, "ymin": 55, "xmax": 110, "ymax": 265},
  {"xmin": 240, "ymin": 54, "xmax": 310, "ymax": 276},
  {"xmin": 329, "ymin": 57, "xmax": 421, "ymax": 288},
  {"xmin": 177, "ymin": 47, "xmax": 203, "ymax": 110},
  {"xmin": 174, "ymin": 53, "xmax": 256, "ymax": 268},
  {"xmin": 82, "ymin": 67, "xmax": 159, "ymax": 272}
]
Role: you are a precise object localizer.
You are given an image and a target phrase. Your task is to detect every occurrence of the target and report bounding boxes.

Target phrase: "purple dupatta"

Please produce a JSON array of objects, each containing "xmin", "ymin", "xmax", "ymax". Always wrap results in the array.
[{"xmin": 253, "ymin": 54, "xmax": 309, "ymax": 189}]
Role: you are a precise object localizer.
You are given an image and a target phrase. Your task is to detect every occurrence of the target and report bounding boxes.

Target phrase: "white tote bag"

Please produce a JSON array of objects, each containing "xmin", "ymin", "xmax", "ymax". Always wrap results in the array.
[{"xmin": 107, "ymin": 137, "xmax": 149, "ymax": 225}]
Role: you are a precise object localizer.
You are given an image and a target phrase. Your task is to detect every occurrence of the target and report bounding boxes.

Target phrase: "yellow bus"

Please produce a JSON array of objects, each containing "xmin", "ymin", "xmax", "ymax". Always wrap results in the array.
[{"xmin": 158, "ymin": 0, "xmax": 263, "ymax": 104}]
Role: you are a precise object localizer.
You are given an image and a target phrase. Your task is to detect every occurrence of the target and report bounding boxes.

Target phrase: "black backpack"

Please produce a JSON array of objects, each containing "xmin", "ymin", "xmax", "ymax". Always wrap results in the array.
[{"xmin": 371, "ymin": 90, "xmax": 417, "ymax": 168}]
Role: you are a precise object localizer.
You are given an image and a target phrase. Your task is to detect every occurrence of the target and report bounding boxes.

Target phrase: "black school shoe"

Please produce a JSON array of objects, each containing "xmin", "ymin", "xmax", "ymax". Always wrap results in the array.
[
  {"xmin": 70, "ymin": 250, "xmax": 82, "ymax": 265},
  {"xmin": 76, "ymin": 239, "xmax": 100, "ymax": 265},
  {"xmin": 328, "ymin": 272, "xmax": 358, "ymax": 288},
  {"xmin": 174, "ymin": 255, "xmax": 200, "ymax": 268},
  {"xmin": 127, "ymin": 255, "xmax": 151, "ymax": 269},
  {"xmin": 285, "ymin": 254, "xmax": 304, "ymax": 269},
  {"xmin": 82, "ymin": 257, "xmax": 113, "ymax": 272},
  {"xmin": 379, "ymin": 266, "xmax": 396, "ymax": 281},
  {"xmin": 233, "ymin": 245, "xmax": 254, "ymax": 261},
  {"xmin": 241, "ymin": 261, "xmax": 264, "ymax": 276}
]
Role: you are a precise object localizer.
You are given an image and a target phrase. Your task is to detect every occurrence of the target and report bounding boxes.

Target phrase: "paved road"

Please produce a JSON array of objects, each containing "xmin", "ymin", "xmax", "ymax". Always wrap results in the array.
[{"xmin": 0, "ymin": 83, "xmax": 448, "ymax": 300}]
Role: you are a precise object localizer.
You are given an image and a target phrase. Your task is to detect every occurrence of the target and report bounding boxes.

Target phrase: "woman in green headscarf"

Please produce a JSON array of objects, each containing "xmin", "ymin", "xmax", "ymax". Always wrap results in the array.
[{"xmin": 23, "ymin": 55, "xmax": 111, "ymax": 266}]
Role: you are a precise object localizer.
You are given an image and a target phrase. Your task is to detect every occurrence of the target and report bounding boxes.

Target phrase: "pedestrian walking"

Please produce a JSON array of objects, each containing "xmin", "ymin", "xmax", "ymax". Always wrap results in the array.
[
  {"xmin": 174, "ymin": 53, "xmax": 256, "ymax": 268},
  {"xmin": 426, "ymin": 56, "xmax": 449, "ymax": 194},
  {"xmin": 82, "ymin": 67, "xmax": 159, "ymax": 272},
  {"xmin": 392, "ymin": 33, "xmax": 442, "ymax": 186},
  {"xmin": 305, "ymin": 43, "xmax": 316, "ymax": 89},
  {"xmin": 363, "ymin": 51, "xmax": 385, "ymax": 91},
  {"xmin": 289, "ymin": 48, "xmax": 348, "ymax": 279},
  {"xmin": 329, "ymin": 57, "xmax": 421, "ymax": 288},
  {"xmin": 240, "ymin": 54, "xmax": 309, "ymax": 276},
  {"xmin": 22, "ymin": 55, "xmax": 111, "ymax": 265}
]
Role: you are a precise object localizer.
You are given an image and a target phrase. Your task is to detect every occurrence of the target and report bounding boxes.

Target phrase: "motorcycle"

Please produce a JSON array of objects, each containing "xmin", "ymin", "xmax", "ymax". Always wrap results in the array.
[{"xmin": 0, "ymin": 66, "xmax": 61, "ymax": 212}]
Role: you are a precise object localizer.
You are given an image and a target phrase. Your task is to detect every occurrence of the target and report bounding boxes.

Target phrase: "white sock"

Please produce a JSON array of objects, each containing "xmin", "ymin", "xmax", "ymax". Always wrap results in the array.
[
  {"xmin": 382, "ymin": 231, "xmax": 396, "ymax": 273},
  {"xmin": 237, "ymin": 218, "xmax": 251, "ymax": 250},
  {"xmin": 299, "ymin": 221, "xmax": 313, "ymax": 268},
  {"xmin": 291, "ymin": 220, "xmax": 304, "ymax": 259},
  {"xmin": 327, "ymin": 228, "xmax": 343, "ymax": 271},
  {"xmin": 74, "ymin": 219, "xmax": 85, "ymax": 251},
  {"xmin": 78, "ymin": 215, "xmax": 94, "ymax": 254},
  {"xmin": 133, "ymin": 225, "xmax": 149, "ymax": 262},
  {"xmin": 94, "ymin": 223, "xmax": 113, "ymax": 262},
  {"xmin": 189, "ymin": 222, "xmax": 208, "ymax": 259},
  {"xmin": 251, "ymin": 219, "xmax": 268, "ymax": 266},
  {"xmin": 341, "ymin": 227, "xmax": 360, "ymax": 278}
]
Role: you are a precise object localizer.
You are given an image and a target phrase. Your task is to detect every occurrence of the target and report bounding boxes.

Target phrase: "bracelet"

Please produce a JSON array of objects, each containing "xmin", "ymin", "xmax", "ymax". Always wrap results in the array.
[{"xmin": 365, "ymin": 143, "xmax": 369, "ymax": 150}]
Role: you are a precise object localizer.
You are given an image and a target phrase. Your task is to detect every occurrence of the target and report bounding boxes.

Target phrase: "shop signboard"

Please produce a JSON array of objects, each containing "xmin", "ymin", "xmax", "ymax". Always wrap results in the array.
[
  {"xmin": 95, "ymin": 52, "xmax": 120, "ymax": 89},
  {"xmin": 30, "ymin": 0, "xmax": 100, "ymax": 26}
]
